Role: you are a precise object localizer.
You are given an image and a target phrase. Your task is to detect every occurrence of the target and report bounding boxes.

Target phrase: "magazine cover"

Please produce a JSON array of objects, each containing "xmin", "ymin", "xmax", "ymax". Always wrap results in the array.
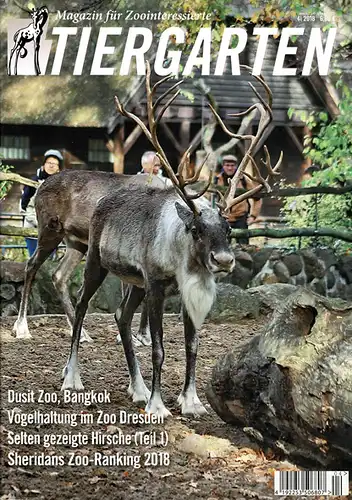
[{"xmin": 1, "ymin": 0, "xmax": 351, "ymax": 498}]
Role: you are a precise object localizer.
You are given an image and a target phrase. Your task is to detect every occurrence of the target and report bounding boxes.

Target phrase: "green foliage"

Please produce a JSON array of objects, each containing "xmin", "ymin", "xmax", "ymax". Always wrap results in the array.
[
  {"xmin": 0, "ymin": 163, "xmax": 14, "ymax": 201},
  {"xmin": 283, "ymin": 83, "xmax": 352, "ymax": 252},
  {"xmin": 0, "ymin": 237, "xmax": 29, "ymax": 262}
]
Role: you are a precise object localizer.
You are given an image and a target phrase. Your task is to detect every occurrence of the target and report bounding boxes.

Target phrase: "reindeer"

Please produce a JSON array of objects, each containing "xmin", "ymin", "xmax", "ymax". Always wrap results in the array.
[
  {"xmin": 61, "ymin": 63, "xmax": 282, "ymax": 418},
  {"xmin": 13, "ymin": 172, "xmax": 167, "ymax": 343},
  {"xmin": 8, "ymin": 3, "xmax": 49, "ymax": 76}
]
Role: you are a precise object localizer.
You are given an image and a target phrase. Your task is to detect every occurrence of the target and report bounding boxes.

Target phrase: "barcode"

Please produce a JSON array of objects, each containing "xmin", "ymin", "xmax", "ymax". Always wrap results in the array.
[{"xmin": 274, "ymin": 470, "xmax": 349, "ymax": 496}]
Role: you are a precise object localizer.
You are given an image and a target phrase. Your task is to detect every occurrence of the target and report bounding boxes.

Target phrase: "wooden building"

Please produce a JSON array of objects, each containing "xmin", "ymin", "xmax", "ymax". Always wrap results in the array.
[{"xmin": 1, "ymin": 37, "xmax": 331, "ymax": 216}]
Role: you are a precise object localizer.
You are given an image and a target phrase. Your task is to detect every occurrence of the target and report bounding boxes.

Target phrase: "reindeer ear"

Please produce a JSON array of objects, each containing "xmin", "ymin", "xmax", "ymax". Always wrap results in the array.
[{"xmin": 175, "ymin": 202, "xmax": 194, "ymax": 230}]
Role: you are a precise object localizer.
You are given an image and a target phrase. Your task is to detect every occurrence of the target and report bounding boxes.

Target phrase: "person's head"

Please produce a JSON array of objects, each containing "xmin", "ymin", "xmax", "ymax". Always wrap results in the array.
[
  {"xmin": 43, "ymin": 149, "xmax": 63, "ymax": 175},
  {"xmin": 141, "ymin": 151, "xmax": 161, "ymax": 175},
  {"xmin": 222, "ymin": 154, "xmax": 237, "ymax": 177}
]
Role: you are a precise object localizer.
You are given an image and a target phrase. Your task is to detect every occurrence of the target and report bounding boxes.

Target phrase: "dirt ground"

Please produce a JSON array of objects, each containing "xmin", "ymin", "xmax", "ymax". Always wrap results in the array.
[{"xmin": 0, "ymin": 314, "xmax": 348, "ymax": 500}]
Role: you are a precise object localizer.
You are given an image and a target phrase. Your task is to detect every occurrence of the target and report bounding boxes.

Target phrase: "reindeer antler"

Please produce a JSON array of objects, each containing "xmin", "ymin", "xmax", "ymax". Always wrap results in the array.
[
  {"xmin": 208, "ymin": 66, "xmax": 283, "ymax": 214},
  {"xmin": 115, "ymin": 62, "xmax": 213, "ymax": 216}
]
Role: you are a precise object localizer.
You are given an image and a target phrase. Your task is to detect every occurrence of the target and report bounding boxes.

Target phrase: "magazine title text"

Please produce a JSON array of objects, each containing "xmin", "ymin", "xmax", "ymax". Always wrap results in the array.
[{"xmin": 49, "ymin": 26, "xmax": 336, "ymax": 76}]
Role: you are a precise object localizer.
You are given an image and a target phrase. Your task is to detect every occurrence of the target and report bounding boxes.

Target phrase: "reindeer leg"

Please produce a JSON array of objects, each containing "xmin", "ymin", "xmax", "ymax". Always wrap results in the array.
[
  {"xmin": 52, "ymin": 242, "xmax": 92, "ymax": 343},
  {"xmin": 145, "ymin": 280, "xmax": 171, "ymax": 418},
  {"xmin": 61, "ymin": 250, "xmax": 107, "ymax": 391},
  {"xmin": 177, "ymin": 307, "xmax": 207, "ymax": 416},
  {"xmin": 116, "ymin": 283, "xmax": 143, "ymax": 347},
  {"xmin": 135, "ymin": 301, "xmax": 151, "ymax": 346},
  {"xmin": 14, "ymin": 229, "xmax": 64, "ymax": 339},
  {"xmin": 115, "ymin": 286, "xmax": 150, "ymax": 404}
]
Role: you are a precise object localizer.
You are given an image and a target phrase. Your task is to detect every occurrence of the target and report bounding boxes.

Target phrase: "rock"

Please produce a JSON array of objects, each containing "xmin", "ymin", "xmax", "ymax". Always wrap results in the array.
[
  {"xmin": 282, "ymin": 253, "xmax": 303, "ymax": 276},
  {"xmin": 88, "ymin": 273, "xmax": 123, "ymax": 314},
  {"xmin": 250, "ymin": 247, "xmax": 274, "ymax": 276},
  {"xmin": 164, "ymin": 294, "xmax": 181, "ymax": 314},
  {"xmin": 315, "ymin": 248, "xmax": 337, "ymax": 270},
  {"xmin": 273, "ymin": 261, "xmax": 290, "ymax": 283},
  {"xmin": 248, "ymin": 284, "xmax": 298, "ymax": 314},
  {"xmin": 222, "ymin": 264, "xmax": 252, "ymax": 289},
  {"xmin": 31, "ymin": 262, "xmax": 62, "ymax": 315},
  {"xmin": 309, "ymin": 278, "xmax": 327, "ymax": 297},
  {"xmin": 208, "ymin": 284, "xmax": 260, "ymax": 322},
  {"xmin": 176, "ymin": 433, "xmax": 235, "ymax": 459},
  {"xmin": 345, "ymin": 284, "xmax": 352, "ymax": 302},
  {"xmin": 0, "ymin": 284, "xmax": 16, "ymax": 301},
  {"xmin": 291, "ymin": 270, "xmax": 307, "ymax": 287},
  {"xmin": 337, "ymin": 255, "xmax": 352, "ymax": 284},
  {"xmin": 0, "ymin": 261, "xmax": 25, "ymax": 283},
  {"xmin": 0, "ymin": 302, "xmax": 18, "ymax": 317},
  {"xmin": 221, "ymin": 250, "xmax": 253, "ymax": 289},
  {"xmin": 235, "ymin": 249, "xmax": 254, "ymax": 270},
  {"xmin": 300, "ymin": 249, "xmax": 326, "ymax": 280},
  {"xmin": 206, "ymin": 289, "xmax": 352, "ymax": 468},
  {"xmin": 326, "ymin": 269, "xmax": 336, "ymax": 290}
]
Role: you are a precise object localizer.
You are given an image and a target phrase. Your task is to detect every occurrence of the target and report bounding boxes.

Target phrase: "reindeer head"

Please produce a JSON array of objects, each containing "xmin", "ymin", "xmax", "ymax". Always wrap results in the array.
[
  {"xmin": 114, "ymin": 62, "xmax": 282, "ymax": 278},
  {"xmin": 174, "ymin": 200, "xmax": 234, "ymax": 276}
]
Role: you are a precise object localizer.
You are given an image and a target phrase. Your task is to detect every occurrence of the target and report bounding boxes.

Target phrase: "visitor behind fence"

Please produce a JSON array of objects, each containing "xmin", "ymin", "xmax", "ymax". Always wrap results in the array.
[
  {"xmin": 20, "ymin": 149, "xmax": 63, "ymax": 256},
  {"xmin": 137, "ymin": 150, "xmax": 172, "ymax": 186},
  {"xmin": 215, "ymin": 154, "xmax": 262, "ymax": 245}
]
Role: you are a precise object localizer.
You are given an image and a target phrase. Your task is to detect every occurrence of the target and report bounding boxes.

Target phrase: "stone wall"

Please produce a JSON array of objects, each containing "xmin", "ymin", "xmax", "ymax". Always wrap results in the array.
[
  {"xmin": 1, "ymin": 246, "xmax": 351, "ymax": 317},
  {"xmin": 0, "ymin": 261, "xmax": 124, "ymax": 317},
  {"xmin": 226, "ymin": 246, "xmax": 352, "ymax": 301}
]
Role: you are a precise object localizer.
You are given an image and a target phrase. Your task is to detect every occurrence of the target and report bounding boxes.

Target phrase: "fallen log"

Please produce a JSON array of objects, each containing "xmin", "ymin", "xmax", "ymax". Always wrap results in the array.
[{"xmin": 206, "ymin": 288, "xmax": 352, "ymax": 468}]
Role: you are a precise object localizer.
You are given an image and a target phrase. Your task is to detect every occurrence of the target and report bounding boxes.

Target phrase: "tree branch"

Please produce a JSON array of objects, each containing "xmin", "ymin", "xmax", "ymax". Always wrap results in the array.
[
  {"xmin": 1, "ymin": 225, "xmax": 38, "ymax": 237},
  {"xmin": 201, "ymin": 182, "xmax": 352, "ymax": 197},
  {"xmin": 0, "ymin": 172, "xmax": 39, "ymax": 188},
  {"xmin": 231, "ymin": 227, "xmax": 352, "ymax": 243},
  {"xmin": 2, "ymin": 225, "xmax": 351, "ymax": 243}
]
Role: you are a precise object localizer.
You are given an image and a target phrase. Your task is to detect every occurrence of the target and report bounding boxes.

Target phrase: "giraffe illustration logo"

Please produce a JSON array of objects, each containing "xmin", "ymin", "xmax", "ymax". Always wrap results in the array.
[{"xmin": 8, "ymin": 3, "xmax": 52, "ymax": 76}]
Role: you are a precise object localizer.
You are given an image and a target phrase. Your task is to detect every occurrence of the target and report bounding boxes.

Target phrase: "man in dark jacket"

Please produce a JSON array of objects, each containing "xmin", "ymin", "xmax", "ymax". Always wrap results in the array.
[
  {"xmin": 215, "ymin": 154, "xmax": 262, "ymax": 244},
  {"xmin": 21, "ymin": 149, "xmax": 63, "ymax": 256}
]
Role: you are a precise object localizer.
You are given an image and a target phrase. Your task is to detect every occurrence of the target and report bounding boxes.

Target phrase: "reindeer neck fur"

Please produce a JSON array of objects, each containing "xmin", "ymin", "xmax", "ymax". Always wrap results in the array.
[{"xmin": 154, "ymin": 196, "xmax": 217, "ymax": 330}]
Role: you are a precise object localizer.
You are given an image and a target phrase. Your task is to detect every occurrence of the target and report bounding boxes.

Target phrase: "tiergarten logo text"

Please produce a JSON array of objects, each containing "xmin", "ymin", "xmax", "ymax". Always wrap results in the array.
[{"xmin": 7, "ymin": 8, "xmax": 337, "ymax": 77}]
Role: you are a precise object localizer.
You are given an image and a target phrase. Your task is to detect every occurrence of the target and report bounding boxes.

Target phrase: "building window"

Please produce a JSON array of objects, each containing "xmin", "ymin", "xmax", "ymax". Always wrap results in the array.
[
  {"xmin": 0, "ymin": 135, "xmax": 30, "ymax": 160},
  {"xmin": 88, "ymin": 139, "xmax": 113, "ymax": 163}
]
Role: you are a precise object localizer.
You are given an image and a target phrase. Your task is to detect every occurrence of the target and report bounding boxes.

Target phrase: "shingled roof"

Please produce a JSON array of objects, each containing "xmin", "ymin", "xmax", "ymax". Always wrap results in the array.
[{"xmin": 108, "ymin": 38, "xmax": 324, "ymax": 133}]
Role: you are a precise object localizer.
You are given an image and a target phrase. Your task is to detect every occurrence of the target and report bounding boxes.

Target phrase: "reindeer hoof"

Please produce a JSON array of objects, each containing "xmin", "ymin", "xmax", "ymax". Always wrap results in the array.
[
  {"xmin": 13, "ymin": 320, "xmax": 32, "ymax": 340},
  {"xmin": 135, "ymin": 331, "xmax": 152, "ymax": 347},
  {"xmin": 128, "ymin": 382, "xmax": 151, "ymax": 404},
  {"xmin": 69, "ymin": 326, "xmax": 93, "ymax": 343},
  {"xmin": 145, "ymin": 399, "xmax": 172, "ymax": 419},
  {"xmin": 80, "ymin": 328, "xmax": 93, "ymax": 343},
  {"xmin": 61, "ymin": 365, "xmax": 84, "ymax": 391},
  {"xmin": 116, "ymin": 333, "xmax": 143, "ymax": 347},
  {"xmin": 177, "ymin": 393, "xmax": 208, "ymax": 417}
]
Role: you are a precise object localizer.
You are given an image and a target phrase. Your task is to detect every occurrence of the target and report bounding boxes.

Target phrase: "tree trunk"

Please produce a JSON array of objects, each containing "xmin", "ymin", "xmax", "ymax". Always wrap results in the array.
[
  {"xmin": 112, "ymin": 126, "xmax": 124, "ymax": 173},
  {"xmin": 206, "ymin": 288, "xmax": 352, "ymax": 468}
]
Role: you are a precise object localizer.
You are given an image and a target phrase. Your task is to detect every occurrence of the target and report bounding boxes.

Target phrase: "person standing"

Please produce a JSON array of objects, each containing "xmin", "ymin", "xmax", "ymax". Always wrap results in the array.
[
  {"xmin": 20, "ymin": 149, "xmax": 63, "ymax": 256},
  {"xmin": 215, "ymin": 154, "xmax": 262, "ymax": 244},
  {"xmin": 137, "ymin": 150, "xmax": 173, "ymax": 187}
]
